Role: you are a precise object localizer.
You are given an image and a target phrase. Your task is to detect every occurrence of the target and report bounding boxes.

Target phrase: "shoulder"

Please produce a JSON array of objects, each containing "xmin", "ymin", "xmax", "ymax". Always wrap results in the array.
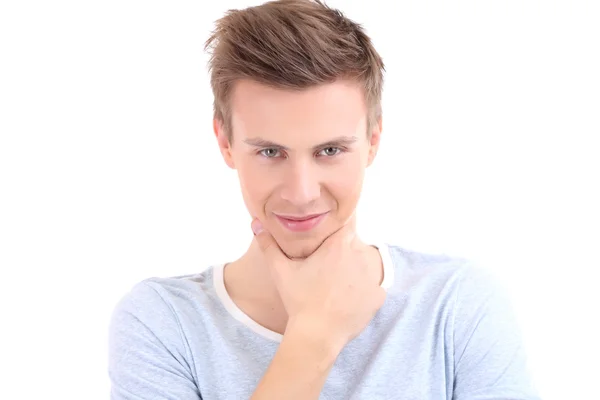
[
  {"xmin": 382, "ymin": 243, "xmax": 491, "ymax": 295},
  {"xmin": 108, "ymin": 271, "xmax": 217, "ymax": 399},
  {"xmin": 112, "ymin": 269, "xmax": 210, "ymax": 312},
  {"xmin": 382, "ymin": 243, "xmax": 510, "ymax": 325},
  {"xmin": 109, "ymin": 267, "xmax": 221, "ymax": 345}
]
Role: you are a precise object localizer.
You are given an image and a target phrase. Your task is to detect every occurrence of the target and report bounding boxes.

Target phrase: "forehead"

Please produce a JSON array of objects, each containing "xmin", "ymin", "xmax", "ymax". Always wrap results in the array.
[{"xmin": 230, "ymin": 79, "xmax": 367, "ymax": 144}]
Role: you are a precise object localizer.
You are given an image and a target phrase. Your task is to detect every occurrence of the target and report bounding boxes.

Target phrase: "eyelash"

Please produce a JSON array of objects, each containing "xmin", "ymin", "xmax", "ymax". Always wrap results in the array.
[{"xmin": 258, "ymin": 147, "xmax": 346, "ymax": 159}]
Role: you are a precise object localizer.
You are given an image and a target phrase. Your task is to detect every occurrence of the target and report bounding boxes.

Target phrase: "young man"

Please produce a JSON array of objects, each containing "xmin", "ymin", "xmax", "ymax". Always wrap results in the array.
[{"xmin": 109, "ymin": 1, "xmax": 539, "ymax": 399}]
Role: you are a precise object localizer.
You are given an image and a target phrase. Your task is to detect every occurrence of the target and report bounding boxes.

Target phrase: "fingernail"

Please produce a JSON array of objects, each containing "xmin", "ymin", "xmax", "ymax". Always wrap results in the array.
[{"xmin": 251, "ymin": 219, "xmax": 264, "ymax": 236}]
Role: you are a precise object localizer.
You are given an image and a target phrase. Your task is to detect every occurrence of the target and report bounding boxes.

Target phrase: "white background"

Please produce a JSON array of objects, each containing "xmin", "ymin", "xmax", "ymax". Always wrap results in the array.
[{"xmin": 1, "ymin": 0, "xmax": 598, "ymax": 398}]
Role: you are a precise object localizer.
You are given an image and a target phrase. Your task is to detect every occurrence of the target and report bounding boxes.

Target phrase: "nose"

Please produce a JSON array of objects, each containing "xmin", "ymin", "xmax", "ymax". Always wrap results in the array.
[{"xmin": 279, "ymin": 160, "xmax": 321, "ymax": 206}]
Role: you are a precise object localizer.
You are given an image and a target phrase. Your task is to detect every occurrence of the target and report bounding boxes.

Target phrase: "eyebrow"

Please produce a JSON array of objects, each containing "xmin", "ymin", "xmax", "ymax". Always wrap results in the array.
[{"xmin": 243, "ymin": 135, "xmax": 359, "ymax": 151}]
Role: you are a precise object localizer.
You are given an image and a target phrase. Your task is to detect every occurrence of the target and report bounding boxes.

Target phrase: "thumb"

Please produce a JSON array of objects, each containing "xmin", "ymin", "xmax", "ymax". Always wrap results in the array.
[
  {"xmin": 251, "ymin": 218, "xmax": 286, "ymax": 261},
  {"xmin": 251, "ymin": 219, "xmax": 292, "ymax": 288}
]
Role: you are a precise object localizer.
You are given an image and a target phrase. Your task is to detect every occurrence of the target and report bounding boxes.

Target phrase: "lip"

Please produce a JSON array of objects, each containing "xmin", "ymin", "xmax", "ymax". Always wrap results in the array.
[
  {"xmin": 274, "ymin": 212, "xmax": 329, "ymax": 232},
  {"xmin": 275, "ymin": 213, "xmax": 326, "ymax": 221}
]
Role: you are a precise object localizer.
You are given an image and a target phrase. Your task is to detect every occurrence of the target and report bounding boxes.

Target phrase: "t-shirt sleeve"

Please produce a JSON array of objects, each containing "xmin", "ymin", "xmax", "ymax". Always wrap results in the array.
[
  {"xmin": 108, "ymin": 281, "xmax": 201, "ymax": 400},
  {"xmin": 452, "ymin": 265, "xmax": 541, "ymax": 400}
]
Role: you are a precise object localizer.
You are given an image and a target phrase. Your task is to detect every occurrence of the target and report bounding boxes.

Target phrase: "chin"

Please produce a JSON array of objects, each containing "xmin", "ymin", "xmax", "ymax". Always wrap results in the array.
[
  {"xmin": 271, "ymin": 224, "xmax": 335, "ymax": 260},
  {"xmin": 279, "ymin": 239, "xmax": 323, "ymax": 260}
]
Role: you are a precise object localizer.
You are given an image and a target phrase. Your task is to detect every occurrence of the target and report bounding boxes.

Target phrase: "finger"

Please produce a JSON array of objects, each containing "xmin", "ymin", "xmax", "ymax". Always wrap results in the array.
[
  {"xmin": 251, "ymin": 218, "xmax": 294, "ymax": 285},
  {"xmin": 251, "ymin": 218, "xmax": 287, "ymax": 262},
  {"xmin": 321, "ymin": 214, "xmax": 358, "ymax": 250},
  {"xmin": 341, "ymin": 213, "xmax": 358, "ymax": 244},
  {"xmin": 304, "ymin": 218, "xmax": 356, "ymax": 263}
]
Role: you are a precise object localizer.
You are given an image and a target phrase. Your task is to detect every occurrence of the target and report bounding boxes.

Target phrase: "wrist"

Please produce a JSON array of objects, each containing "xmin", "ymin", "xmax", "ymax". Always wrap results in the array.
[{"xmin": 284, "ymin": 314, "xmax": 346, "ymax": 360}]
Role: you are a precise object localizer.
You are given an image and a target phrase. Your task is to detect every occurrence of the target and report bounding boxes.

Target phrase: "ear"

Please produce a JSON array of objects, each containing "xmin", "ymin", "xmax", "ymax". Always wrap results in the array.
[
  {"xmin": 367, "ymin": 116, "xmax": 383, "ymax": 167},
  {"xmin": 213, "ymin": 118, "xmax": 236, "ymax": 169}
]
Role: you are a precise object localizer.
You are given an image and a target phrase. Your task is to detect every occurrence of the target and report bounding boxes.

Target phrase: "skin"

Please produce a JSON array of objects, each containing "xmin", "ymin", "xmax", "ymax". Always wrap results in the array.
[
  {"xmin": 214, "ymin": 78, "xmax": 381, "ymax": 260},
  {"xmin": 213, "ymin": 78, "xmax": 386, "ymax": 398}
]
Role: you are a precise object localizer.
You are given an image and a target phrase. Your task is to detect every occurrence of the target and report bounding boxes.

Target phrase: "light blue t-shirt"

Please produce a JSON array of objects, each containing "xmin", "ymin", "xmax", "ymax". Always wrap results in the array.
[{"xmin": 108, "ymin": 243, "xmax": 540, "ymax": 399}]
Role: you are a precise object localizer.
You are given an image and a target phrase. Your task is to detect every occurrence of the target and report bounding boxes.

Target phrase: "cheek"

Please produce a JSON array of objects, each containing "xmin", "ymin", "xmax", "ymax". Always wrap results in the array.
[
  {"xmin": 328, "ymin": 160, "xmax": 366, "ymax": 206},
  {"xmin": 236, "ymin": 159, "xmax": 274, "ymax": 216}
]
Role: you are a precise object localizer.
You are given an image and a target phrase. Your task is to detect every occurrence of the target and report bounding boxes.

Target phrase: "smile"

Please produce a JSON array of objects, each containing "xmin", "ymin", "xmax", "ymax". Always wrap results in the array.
[{"xmin": 274, "ymin": 212, "xmax": 329, "ymax": 232}]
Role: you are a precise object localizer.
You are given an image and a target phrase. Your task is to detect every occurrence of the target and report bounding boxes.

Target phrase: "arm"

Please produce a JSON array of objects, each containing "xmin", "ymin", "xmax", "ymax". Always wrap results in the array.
[
  {"xmin": 452, "ymin": 265, "xmax": 541, "ymax": 400},
  {"xmin": 250, "ymin": 317, "xmax": 342, "ymax": 400},
  {"xmin": 108, "ymin": 282, "xmax": 201, "ymax": 400},
  {"xmin": 249, "ymin": 218, "xmax": 386, "ymax": 399}
]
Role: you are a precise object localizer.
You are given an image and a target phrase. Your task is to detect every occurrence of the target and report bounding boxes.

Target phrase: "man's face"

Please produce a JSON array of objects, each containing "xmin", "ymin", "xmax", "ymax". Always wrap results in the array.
[{"xmin": 215, "ymin": 79, "xmax": 381, "ymax": 259}]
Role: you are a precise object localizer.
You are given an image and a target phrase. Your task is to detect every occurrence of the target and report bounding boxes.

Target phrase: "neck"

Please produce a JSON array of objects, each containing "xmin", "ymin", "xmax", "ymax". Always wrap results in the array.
[
  {"xmin": 222, "ymin": 238, "xmax": 288, "ymax": 333},
  {"xmin": 225, "ymin": 238, "xmax": 281, "ymax": 301},
  {"xmin": 221, "ymin": 233, "xmax": 384, "ymax": 335}
]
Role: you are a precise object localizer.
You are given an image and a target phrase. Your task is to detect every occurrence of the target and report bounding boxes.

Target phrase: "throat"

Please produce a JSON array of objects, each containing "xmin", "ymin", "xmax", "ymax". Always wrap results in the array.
[
  {"xmin": 222, "ymin": 258, "xmax": 289, "ymax": 335},
  {"xmin": 232, "ymin": 291, "xmax": 289, "ymax": 335},
  {"xmin": 220, "ymin": 238, "xmax": 383, "ymax": 337}
]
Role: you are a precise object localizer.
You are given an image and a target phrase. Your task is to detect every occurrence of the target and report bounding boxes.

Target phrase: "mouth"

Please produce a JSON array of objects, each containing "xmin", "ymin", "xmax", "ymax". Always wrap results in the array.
[{"xmin": 274, "ymin": 212, "xmax": 329, "ymax": 232}]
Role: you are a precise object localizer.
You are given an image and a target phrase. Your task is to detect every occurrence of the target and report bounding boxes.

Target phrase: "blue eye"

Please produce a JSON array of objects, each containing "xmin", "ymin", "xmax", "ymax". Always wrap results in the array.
[
  {"xmin": 318, "ymin": 147, "xmax": 342, "ymax": 157},
  {"xmin": 258, "ymin": 146, "xmax": 344, "ymax": 159},
  {"xmin": 259, "ymin": 148, "xmax": 281, "ymax": 158}
]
